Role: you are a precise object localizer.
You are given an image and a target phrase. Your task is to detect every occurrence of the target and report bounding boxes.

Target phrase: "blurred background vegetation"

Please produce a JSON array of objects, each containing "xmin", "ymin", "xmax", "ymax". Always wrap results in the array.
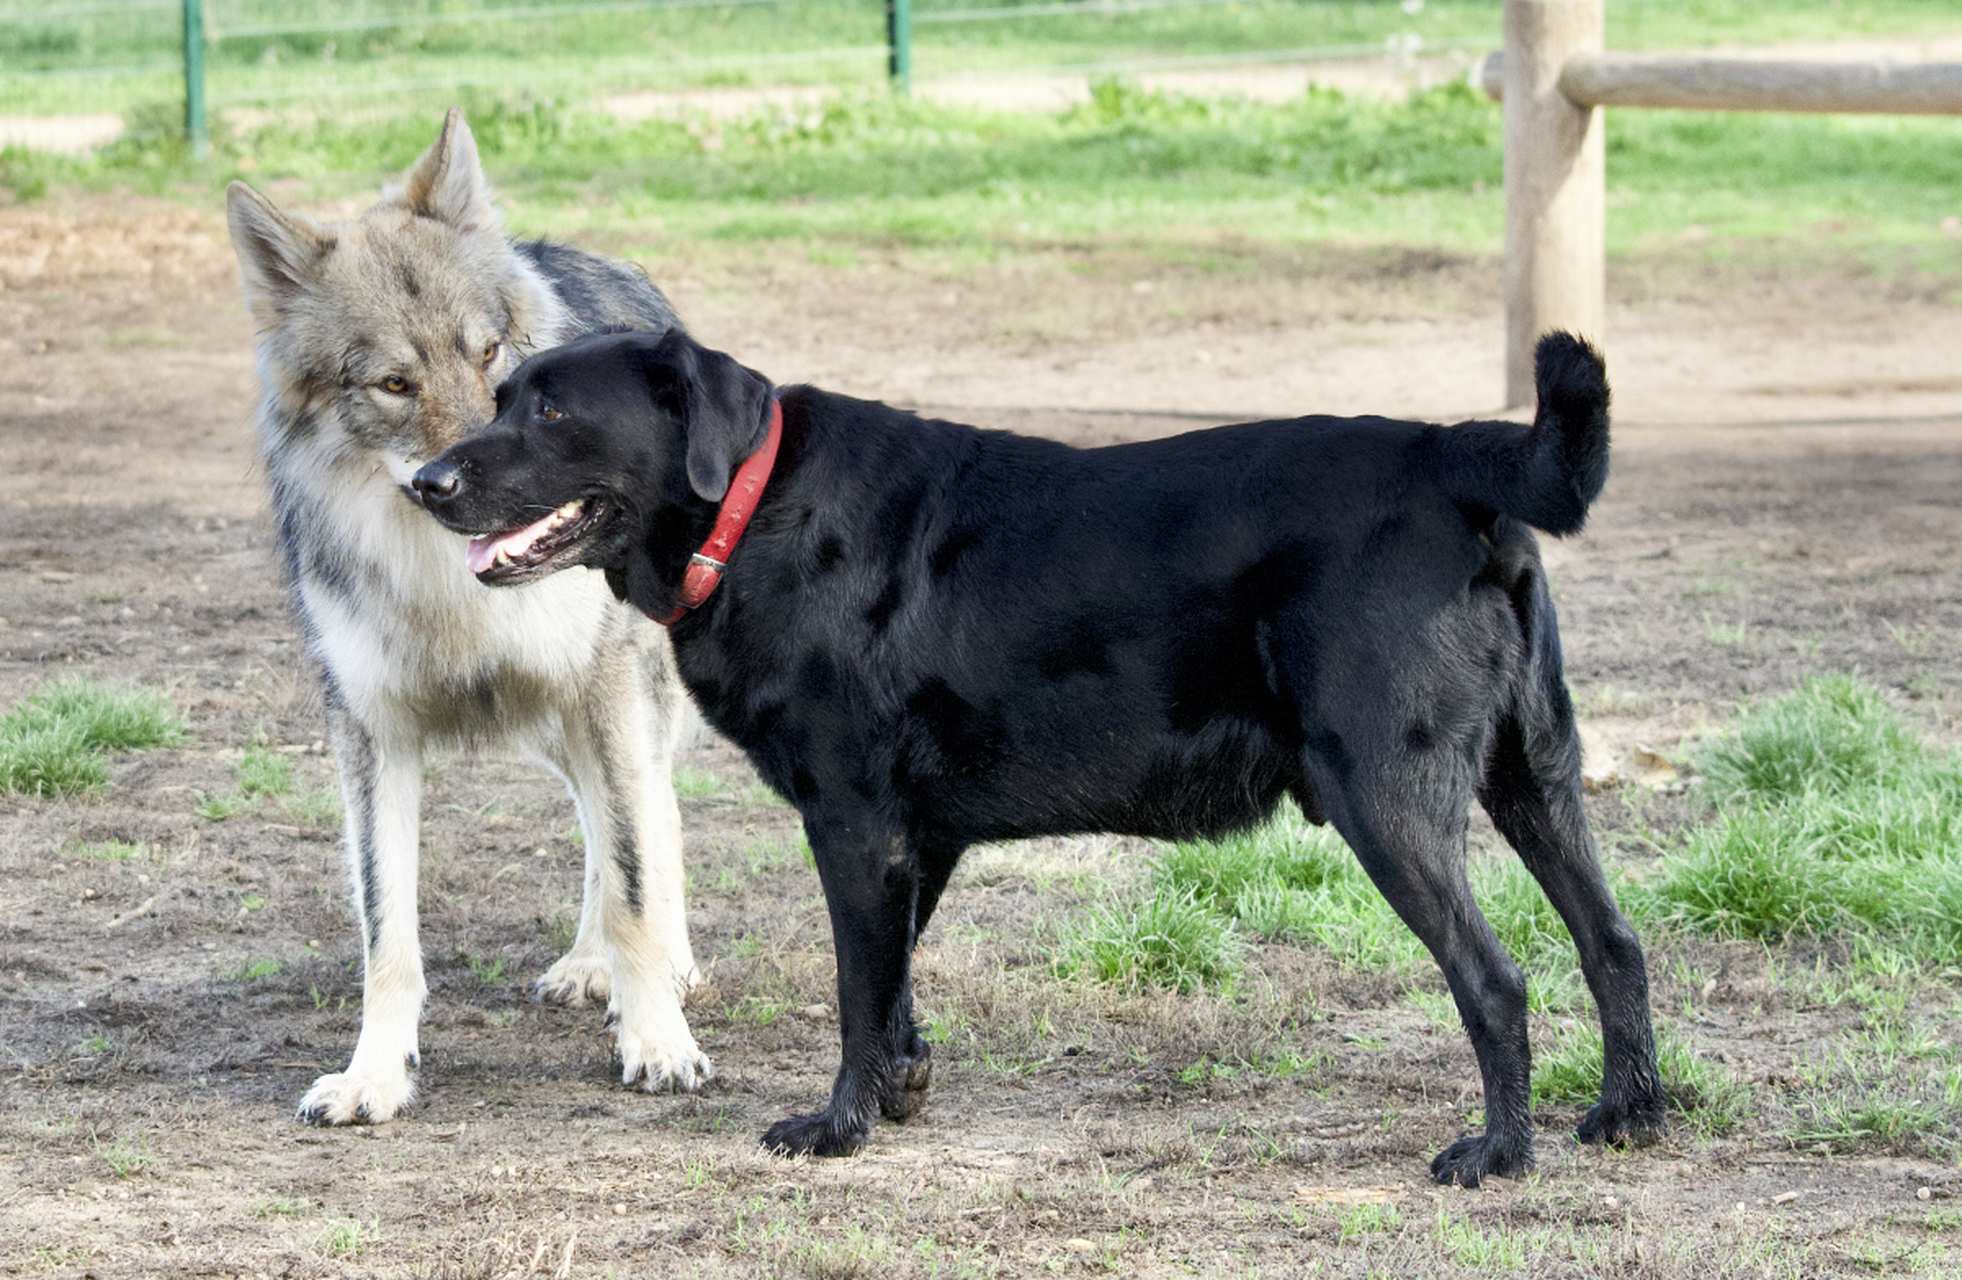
[{"xmin": 0, "ymin": 1, "xmax": 1955, "ymax": 285}]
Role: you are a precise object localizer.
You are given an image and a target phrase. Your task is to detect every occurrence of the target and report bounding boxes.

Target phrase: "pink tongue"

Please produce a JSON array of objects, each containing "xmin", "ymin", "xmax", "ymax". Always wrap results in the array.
[{"xmin": 463, "ymin": 510, "xmax": 559, "ymax": 576}]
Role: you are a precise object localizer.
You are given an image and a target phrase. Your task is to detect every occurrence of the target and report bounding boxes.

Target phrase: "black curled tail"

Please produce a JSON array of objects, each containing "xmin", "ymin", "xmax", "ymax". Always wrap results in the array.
[
  {"xmin": 1436, "ymin": 331, "xmax": 1611, "ymax": 537},
  {"xmin": 1531, "ymin": 332, "xmax": 1611, "ymax": 531}
]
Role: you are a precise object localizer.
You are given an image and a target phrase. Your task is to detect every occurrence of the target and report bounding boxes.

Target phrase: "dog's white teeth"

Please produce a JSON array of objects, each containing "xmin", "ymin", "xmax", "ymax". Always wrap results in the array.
[
  {"xmin": 494, "ymin": 548, "xmax": 512, "ymax": 565},
  {"xmin": 537, "ymin": 500, "xmax": 582, "ymax": 535}
]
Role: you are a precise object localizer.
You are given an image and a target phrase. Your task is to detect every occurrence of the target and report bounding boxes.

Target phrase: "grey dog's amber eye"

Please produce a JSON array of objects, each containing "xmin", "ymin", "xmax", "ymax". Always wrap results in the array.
[
  {"xmin": 481, "ymin": 341, "xmax": 501, "ymax": 367},
  {"xmin": 381, "ymin": 375, "xmax": 410, "ymax": 395},
  {"xmin": 539, "ymin": 404, "xmax": 564, "ymax": 422}
]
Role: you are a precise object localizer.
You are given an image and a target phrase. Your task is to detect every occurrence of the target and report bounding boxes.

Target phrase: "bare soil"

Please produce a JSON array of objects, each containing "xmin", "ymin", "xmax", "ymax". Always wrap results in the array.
[{"xmin": 2, "ymin": 195, "xmax": 1961, "ymax": 1278}]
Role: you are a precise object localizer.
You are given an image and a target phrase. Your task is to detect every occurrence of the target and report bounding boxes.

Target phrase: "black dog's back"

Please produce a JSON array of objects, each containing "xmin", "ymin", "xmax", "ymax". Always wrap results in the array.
[{"xmin": 710, "ymin": 358, "xmax": 1604, "ymax": 851}]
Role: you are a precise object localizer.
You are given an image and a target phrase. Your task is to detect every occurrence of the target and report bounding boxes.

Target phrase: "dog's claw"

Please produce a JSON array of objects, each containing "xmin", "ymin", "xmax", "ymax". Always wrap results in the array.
[
  {"xmin": 295, "ymin": 1065, "xmax": 416, "ymax": 1126},
  {"xmin": 1430, "ymin": 1134, "xmax": 1532, "ymax": 1188},
  {"xmin": 880, "ymin": 1042, "xmax": 933, "ymax": 1122},
  {"xmin": 1576, "ymin": 1096, "xmax": 1669, "ymax": 1149},
  {"xmin": 615, "ymin": 1012, "xmax": 711, "ymax": 1095},
  {"xmin": 621, "ymin": 1050, "xmax": 712, "ymax": 1095},
  {"xmin": 534, "ymin": 951, "xmax": 612, "ymax": 1008},
  {"xmin": 763, "ymin": 1112, "xmax": 867, "ymax": 1159}
]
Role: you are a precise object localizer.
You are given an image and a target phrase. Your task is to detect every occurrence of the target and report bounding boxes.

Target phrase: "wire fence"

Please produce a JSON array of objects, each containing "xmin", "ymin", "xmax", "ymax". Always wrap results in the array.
[{"xmin": 0, "ymin": 0, "xmax": 1500, "ymax": 150}]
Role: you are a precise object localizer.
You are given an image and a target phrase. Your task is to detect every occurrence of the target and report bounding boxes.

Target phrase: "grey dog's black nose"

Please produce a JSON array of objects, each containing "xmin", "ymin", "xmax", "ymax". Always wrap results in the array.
[{"xmin": 412, "ymin": 458, "xmax": 463, "ymax": 507}]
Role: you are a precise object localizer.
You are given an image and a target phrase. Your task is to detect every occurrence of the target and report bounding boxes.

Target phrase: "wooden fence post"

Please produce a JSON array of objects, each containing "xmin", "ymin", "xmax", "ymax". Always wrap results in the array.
[{"xmin": 1503, "ymin": 0, "xmax": 1603, "ymax": 408}]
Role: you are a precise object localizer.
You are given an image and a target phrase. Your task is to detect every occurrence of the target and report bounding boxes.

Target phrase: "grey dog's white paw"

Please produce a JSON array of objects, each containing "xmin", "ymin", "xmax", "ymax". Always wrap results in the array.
[
  {"xmin": 296, "ymin": 1065, "xmax": 415, "ymax": 1126},
  {"xmin": 617, "ymin": 1016, "xmax": 712, "ymax": 1094},
  {"xmin": 533, "ymin": 951, "xmax": 611, "ymax": 1007}
]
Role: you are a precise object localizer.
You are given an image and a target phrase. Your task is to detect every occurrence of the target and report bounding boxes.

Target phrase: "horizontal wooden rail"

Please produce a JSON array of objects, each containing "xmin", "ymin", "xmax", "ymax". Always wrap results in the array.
[{"xmin": 1479, "ymin": 49, "xmax": 1962, "ymax": 115}]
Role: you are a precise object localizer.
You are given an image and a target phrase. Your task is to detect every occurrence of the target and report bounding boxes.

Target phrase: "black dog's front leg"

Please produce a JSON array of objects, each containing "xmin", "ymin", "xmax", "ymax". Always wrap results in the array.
[{"xmin": 763, "ymin": 819, "xmax": 930, "ymax": 1158}]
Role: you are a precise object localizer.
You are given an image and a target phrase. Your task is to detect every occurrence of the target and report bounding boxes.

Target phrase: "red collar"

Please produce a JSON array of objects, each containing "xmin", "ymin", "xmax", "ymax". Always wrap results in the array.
[{"xmin": 657, "ymin": 397, "xmax": 783, "ymax": 626}]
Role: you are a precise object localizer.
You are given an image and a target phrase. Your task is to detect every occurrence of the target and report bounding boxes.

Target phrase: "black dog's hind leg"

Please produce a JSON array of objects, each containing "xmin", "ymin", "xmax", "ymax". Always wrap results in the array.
[
  {"xmin": 1479, "ymin": 665, "xmax": 1667, "ymax": 1150},
  {"xmin": 1306, "ymin": 748, "xmax": 1536, "ymax": 1188},
  {"xmin": 763, "ymin": 819, "xmax": 945, "ymax": 1156}
]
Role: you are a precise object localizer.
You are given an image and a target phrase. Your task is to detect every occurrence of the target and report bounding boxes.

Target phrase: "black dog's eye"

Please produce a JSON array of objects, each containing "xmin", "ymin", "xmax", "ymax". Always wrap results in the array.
[
  {"xmin": 539, "ymin": 404, "xmax": 564, "ymax": 422},
  {"xmin": 380, "ymin": 375, "xmax": 411, "ymax": 395},
  {"xmin": 481, "ymin": 340, "xmax": 501, "ymax": 367}
]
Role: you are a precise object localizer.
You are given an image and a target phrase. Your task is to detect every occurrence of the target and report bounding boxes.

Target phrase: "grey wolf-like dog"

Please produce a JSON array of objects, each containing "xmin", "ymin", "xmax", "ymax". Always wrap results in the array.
[{"xmin": 226, "ymin": 109, "xmax": 710, "ymax": 1124}]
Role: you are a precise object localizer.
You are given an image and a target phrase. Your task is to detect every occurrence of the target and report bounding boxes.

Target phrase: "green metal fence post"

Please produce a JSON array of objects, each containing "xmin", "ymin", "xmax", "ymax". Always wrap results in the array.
[
  {"xmin": 182, "ymin": 0, "xmax": 208, "ymax": 158},
  {"xmin": 887, "ymin": 0, "xmax": 912, "ymax": 95}
]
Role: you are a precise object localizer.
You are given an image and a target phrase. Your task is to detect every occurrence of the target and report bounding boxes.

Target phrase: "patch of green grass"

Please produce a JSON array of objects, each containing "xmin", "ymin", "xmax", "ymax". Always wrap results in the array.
[
  {"xmin": 1155, "ymin": 809, "xmax": 1588, "ymax": 991},
  {"xmin": 675, "ymin": 765, "xmax": 725, "ymax": 800},
  {"xmin": 741, "ymin": 780, "xmax": 794, "ymax": 809},
  {"xmin": 1793, "ymin": 1089, "xmax": 1950, "ymax": 1155},
  {"xmin": 729, "ymin": 995, "xmax": 790, "ymax": 1027},
  {"xmin": 0, "ymin": 723, "xmax": 108, "ymax": 796},
  {"xmin": 1431, "ymin": 1210, "xmax": 1530, "ymax": 1269},
  {"xmin": 1057, "ymin": 885, "xmax": 1244, "ymax": 994},
  {"xmin": 30, "ymin": 1246, "xmax": 88, "ymax": 1268},
  {"xmin": 92, "ymin": 1130, "xmax": 154, "ymax": 1178},
  {"xmin": 194, "ymin": 789, "xmax": 260, "ymax": 821},
  {"xmin": 1782, "ymin": 1017, "xmax": 1962, "ymax": 1156},
  {"xmin": 469, "ymin": 953, "xmax": 508, "ymax": 984},
  {"xmin": 1705, "ymin": 616, "xmax": 1749, "ymax": 647},
  {"xmin": 73, "ymin": 1032, "xmax": 113, "ymax": 1057},
  {"xmin": 1531, "ymin": 1021, "xmax": 1755, "ymax": 1137},
  {"xmin": 1472, "ymin": 856, "xmax": 1579, "ymax": 979},
  {"xmin": 1158, "ymin": 812, "xmax": 1426, "ymax": 970},
  {"xmin": 312, "ymin": 1216, "xmax": 378, "ymax": 1260},
  {"xmin": 285, "ymin": 785, "xmax": 343, "ymax": 826},
  {"xmin": 4, "ymin": 678, "xmax": 186, "ymax": 751},
  {"xmin": 1636, "ymin": 676, "xmax": 1962, "ymax": 958},
  {"xmin": 0, "ymin": 678, "xmax": 185, "ymax": 797},
  {"xmin": 199, "ymin": 744, "xmax": 327, "ymax": 821},
  {"xmin": 236, "ymin": 745, "xmax": 294, "ymax": 798},
  {"xmin": 225, "ymin": 957, "xmax": 283, "ymax": 982},
  {"xmin": 1694, "ymin": 674, "xmax": 1930, "ymax": 805},
  {"xmin": 1408, "ymin": 989, "xmax": 1461, "ymax": 1036},
  {"xmin": 1155, "ymin": 812, "xmax": 1355, "ymax": 910},
  {"xmin": 1336, "ymin": 1200, "xmax": 1402, "ymax": 1241},
  {"xmin": 60, "ymin": 839, "xmax": 151, "ymax": 862}
]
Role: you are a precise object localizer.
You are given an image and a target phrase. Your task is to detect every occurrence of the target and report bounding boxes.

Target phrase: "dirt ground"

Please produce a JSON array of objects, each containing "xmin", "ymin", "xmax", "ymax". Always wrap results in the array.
[{"xmin": 1, "ymin": 193, "xmax": 1961, "ymax": 1278}]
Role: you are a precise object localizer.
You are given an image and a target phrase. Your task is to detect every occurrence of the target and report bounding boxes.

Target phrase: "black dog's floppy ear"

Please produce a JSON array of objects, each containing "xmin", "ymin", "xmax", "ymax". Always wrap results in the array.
[{"xmin": 639, "ymin": 331, "xmax": 774, "ymax": 503}]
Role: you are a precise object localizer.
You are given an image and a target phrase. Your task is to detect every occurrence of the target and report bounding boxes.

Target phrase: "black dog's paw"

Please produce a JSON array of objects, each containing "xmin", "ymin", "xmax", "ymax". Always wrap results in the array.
[
  {"xmin": 1576, "ymin": 1093, "xmax": 1669, "ymax": 1149},
  {"xmin": 880, "ymin": 1042, "xmax": 933, "ymax": 1122},
  {"xmin": 1430, "ymin": 1134, "xmax": 1533, "ymax": 1189},
  {"xmin": 762, "ymin": 1112, "xmax": 867, "ymax": 1159}
]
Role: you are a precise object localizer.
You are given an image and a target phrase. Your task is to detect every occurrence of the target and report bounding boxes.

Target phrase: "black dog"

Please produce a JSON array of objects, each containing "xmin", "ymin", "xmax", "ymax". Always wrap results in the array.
[{"xmin": 412, "ymin": 329, "xmax": 1667, "ymax": 1186}]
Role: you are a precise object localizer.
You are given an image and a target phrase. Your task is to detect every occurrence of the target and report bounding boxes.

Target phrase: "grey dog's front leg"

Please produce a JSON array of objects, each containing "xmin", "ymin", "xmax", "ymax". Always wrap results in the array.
[
  {"xmin": 548, "ymin": 646, "xmax": 710, "ymax": 1092},
  {"xmin": 298, "ymin": 705, "xmax": 427, "ymax": 1124}
]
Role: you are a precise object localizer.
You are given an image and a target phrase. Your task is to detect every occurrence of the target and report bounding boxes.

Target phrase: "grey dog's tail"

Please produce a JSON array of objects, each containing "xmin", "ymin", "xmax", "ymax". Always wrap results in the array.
[{"xmin": 1436, "ymin": 332, "xmax": 1611, "ymax": 537}]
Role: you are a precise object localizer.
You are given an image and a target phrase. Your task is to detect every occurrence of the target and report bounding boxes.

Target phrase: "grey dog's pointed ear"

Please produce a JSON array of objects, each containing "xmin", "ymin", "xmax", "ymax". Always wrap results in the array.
[
  {"xmin": 226, "ymin": 180, "xmax": 335, "ymax": 329},
  {"xmin": 393, "ymin": 107, "xmax": 500, "ymax": 233},
  {"xmin": 638, "ymin": 331, "xmax": 774, "ymax": 503}
]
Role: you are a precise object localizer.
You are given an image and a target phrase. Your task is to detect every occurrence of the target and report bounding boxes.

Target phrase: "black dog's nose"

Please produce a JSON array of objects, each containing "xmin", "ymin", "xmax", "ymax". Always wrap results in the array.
[{"xmin": 412, "ymin": 458, "xmax": 464, "ymax": 508}]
